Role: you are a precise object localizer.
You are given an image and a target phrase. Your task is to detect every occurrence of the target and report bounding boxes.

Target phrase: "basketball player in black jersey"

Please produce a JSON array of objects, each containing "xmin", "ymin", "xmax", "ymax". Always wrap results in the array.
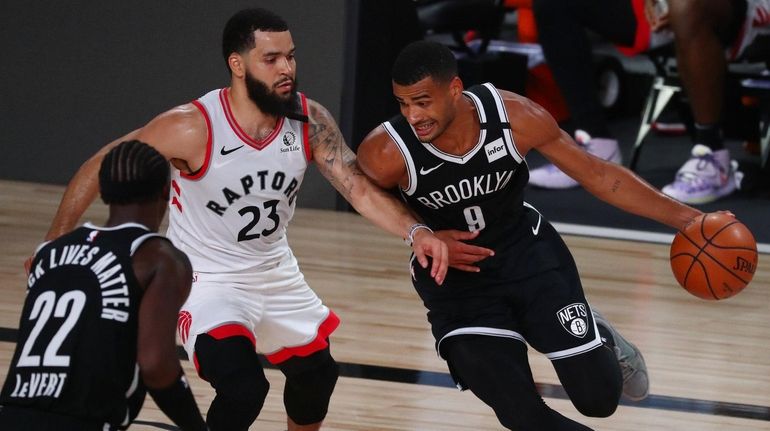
[
  {"xmin": 356, "ymin": 41, "xmax": 722, "ymax": 430},
  {"xmin": 0, "ymin": 141, "xmax": 206, "ymax": 430}
]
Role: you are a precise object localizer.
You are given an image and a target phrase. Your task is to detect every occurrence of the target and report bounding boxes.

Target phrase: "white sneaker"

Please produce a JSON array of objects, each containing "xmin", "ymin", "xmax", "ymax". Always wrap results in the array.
[
  {"xmin": 662, "ymin": 144, "xmax": 742, "ymax": 204},
  {"xmin": 528, "ymin": 130, "xmax": 622, "ymax": 189}
]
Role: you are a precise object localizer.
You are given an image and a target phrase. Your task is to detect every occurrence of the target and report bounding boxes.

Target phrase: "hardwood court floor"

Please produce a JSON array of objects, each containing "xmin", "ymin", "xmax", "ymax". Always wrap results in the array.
[{"xmin": 1, "ymin": 180, "xmax": 769, "ymax": 430}]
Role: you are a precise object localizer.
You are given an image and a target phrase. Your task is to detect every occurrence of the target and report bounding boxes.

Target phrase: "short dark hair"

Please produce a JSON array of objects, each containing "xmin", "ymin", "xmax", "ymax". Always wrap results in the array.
[
  {"xmin": 222, "ymin": 8, "xmax": 289, "ymax": 68},
  {"xmin": 99, "ymin": 140, "xmax": 169, "ymax": 205},
  {"xmin": 392, "ymin": 40, "xmax": 458, "ymax": 86}
]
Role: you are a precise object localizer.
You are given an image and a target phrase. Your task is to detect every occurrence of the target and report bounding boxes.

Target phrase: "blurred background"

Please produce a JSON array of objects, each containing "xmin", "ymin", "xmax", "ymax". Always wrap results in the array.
[{"xmin": 1, "ymin": 0, "xmax": 768, "ymax": 245}]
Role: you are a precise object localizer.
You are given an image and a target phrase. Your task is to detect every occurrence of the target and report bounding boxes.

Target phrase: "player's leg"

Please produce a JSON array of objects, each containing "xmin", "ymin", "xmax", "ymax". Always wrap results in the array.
[
  {"xmin": 552, "ymin": 343, "xmax": 623, "ymax": 417},
  {"xmin": 519, "ymin": 211, "xmax": 646, "ymax": 415},
  {"xmin": 178, "ymin": 276, "xmax": 270, "ymax": 431},
  {"xmin": 442, "ymin": 335, "xmax": 594, "ymax": 430},
  {"xmin": 276, "ymin": 345, "xmax": 339, "ymax": 431},
  {"xmin": 552, "ymin": 309, "xmax": 649, "ymax": 414},
  {"xmin": 194, "ymin": 332, "xmax": 270, "ymax": 431},
  {"xmin": 591, "ymin": 310, "xmax": 649, "ymax": 401},
  {"xmin": 258, "ymin": 252, "xmax": 341, "ymax": 431}
]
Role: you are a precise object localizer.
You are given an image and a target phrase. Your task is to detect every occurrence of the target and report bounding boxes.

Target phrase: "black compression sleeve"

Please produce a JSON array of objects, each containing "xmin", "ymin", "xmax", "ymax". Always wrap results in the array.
[{"xmin": 147, "ymin": 371, "xmax": 207, "ymax": 431}]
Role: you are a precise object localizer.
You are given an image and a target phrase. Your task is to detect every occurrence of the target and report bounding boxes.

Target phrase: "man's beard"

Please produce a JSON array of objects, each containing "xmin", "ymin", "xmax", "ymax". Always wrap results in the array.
[{"xmin": 244, "ymin": 72, "xmax": 298, "ymax": 117}]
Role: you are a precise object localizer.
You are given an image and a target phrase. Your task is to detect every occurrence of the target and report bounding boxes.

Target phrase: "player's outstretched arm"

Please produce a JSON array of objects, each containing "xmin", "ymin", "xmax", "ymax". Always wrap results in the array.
[
  {"xmin": 44, "ymin": 105, "xmax": 206, "ymax": 242},
  {"xmin": 306, "ymin": 99, "xmax": 448, "ymax": 284},
  {"xmin": 505, "ymin": 92, "xmax": 702, "ymax": 231},
  {"xmin": 133, "ymin": 238, "xmax": 207, "ymax": 431}
]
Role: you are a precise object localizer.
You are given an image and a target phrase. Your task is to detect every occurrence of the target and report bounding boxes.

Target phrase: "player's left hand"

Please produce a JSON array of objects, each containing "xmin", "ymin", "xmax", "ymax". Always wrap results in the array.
[
  {"xmin": 435, "ymin": 229, "xmax": 495, "ymax": 272},
  {"xmin": 412, "ymin": 229, "xmax": 448, "ymax": 285}
]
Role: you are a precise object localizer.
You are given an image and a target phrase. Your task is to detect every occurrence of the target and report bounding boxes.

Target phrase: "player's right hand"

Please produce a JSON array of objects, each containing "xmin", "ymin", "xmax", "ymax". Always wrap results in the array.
[{"xmin": 434, "ymin": 230, "xmax": 495, "ymax": 272}]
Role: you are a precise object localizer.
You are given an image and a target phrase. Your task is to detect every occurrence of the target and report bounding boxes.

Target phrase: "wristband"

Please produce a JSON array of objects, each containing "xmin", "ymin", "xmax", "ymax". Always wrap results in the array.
[{"xmin": 405, "ymin": 223, "xmax": 433, "ymax": 246}]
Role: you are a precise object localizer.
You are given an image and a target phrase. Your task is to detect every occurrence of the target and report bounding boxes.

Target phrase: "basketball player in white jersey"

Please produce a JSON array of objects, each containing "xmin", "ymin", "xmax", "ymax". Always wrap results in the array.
[{"xmin": 41, "ymin": 8, "xmax": 448, "ymax": 431}]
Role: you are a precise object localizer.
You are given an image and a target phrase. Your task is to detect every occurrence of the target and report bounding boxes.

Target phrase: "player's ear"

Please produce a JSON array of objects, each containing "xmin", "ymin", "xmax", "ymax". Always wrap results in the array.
[
  {"xmin": 449, "ymin": 76, "xmax": 464, "ymax": 97},
  {"xmin": 228, "ymin": 53, "xmax": 244, "ymax": 78}
]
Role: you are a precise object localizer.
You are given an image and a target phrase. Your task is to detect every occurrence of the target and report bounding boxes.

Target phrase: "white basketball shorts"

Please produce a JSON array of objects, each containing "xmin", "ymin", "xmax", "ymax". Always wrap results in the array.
[{"xmin": 176, "ymin": 250, "xmax": 339, "ymax": 366}]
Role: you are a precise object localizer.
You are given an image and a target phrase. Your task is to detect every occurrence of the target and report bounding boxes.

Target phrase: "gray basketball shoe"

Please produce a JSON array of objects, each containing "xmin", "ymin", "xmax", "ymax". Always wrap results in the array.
[{"xmin": 593, "ymin": 310, "xmax": 650, "ymax": 401}]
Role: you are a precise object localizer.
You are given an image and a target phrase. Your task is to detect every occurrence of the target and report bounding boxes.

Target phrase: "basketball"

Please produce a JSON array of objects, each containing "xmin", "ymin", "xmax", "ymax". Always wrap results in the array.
[{"xmin": 670, "ymin": 213, "xmax": 758, "ymax": 300}]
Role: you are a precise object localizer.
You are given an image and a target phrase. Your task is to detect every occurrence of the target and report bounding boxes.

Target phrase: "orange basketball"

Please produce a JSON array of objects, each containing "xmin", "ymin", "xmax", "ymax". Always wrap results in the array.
[{"xmin": 670, "ymin": 213, "xmax": 758, "ymax": 300}]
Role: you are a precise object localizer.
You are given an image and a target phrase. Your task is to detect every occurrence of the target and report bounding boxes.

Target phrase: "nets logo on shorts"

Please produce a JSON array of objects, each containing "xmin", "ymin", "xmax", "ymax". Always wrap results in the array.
[
  {"xmin": 557, "ymin": 303, "xmax": 589, "ymax": 338},
  {"xmin": 178, "ymin": 310, "xmax": 192, "ymax": 344}
]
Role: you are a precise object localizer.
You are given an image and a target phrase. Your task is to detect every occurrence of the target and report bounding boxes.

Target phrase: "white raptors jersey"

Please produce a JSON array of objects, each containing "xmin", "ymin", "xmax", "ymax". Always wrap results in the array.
[{"xmin": 167, "ymin": 88, "xmax": 311, "ymax": 273}]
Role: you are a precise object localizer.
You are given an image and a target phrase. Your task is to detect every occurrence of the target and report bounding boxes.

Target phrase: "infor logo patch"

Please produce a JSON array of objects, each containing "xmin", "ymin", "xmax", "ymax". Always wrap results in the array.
[
  {"xmin": 557, "ymin": 303, "xmax": 589, "ymax": 338},
  {"xmin": 484, "ymin": 138, "xmax": 507, "ymax": 162}
]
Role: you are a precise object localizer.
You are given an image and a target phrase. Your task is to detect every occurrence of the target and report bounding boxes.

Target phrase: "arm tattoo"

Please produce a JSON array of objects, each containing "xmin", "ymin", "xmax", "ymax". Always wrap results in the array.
[
  {"xmin": 611, "ymin": 179, "xmax": 621, "ymax": 193},
  {"xmin": 307, "ymin": 100, "xmax": 363, "ymax": 200}
]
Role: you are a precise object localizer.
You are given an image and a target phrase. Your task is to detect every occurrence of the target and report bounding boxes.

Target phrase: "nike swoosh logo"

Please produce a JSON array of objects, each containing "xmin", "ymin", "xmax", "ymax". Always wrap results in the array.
[
  {"xmin": 523, "ymin": 202, "xmax": 542, "ymax": 236},
  {"xmin": 531, "ymin": 213, "xmax": 542, "ymax": 236},
  {"xmin": 220, "ymin": 145, "xmax": 244, "ymax": 156},
  {"xmin": 419, "ymin": 163, "xmax": 444, "ymax": 175}
]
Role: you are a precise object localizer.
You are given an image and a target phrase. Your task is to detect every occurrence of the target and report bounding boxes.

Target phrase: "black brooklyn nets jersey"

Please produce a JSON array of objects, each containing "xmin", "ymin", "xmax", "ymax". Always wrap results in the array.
[
  {"xmin": 384, "ymin": 83, "xmax": 529, "ymax": 253},
  {"xmin": 0, "ymin": 223, "xmax": 161, "ymax": 427}
]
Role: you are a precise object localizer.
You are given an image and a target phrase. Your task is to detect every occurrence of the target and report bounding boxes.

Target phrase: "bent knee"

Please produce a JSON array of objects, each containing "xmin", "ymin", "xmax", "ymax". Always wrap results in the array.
[
  {"xmin": 280, "ymin": 348, "xmax": 339, "ymax": 424},
  {"xmin": 572, "ymin": 393, "xmax": 619, "ymax": 418}
]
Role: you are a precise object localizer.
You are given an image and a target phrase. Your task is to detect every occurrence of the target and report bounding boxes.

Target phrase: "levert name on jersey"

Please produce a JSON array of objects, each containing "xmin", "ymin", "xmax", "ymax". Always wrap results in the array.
[{"xmin": 6, "ymin": 372, "xmax": 68, "ymax": 400}]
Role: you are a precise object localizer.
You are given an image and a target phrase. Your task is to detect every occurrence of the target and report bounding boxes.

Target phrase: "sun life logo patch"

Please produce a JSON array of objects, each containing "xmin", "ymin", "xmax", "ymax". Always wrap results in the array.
[
  {"xmin": 557, "ymin": 303, "xmax": 589, "ymax": 338},
  {"xmin": 283, "ymin": 131, "xmax": 296, "ymax": 146},
  {"xmin": 280, "ymin": 131, "xmax": 301, "ymax": 153}
]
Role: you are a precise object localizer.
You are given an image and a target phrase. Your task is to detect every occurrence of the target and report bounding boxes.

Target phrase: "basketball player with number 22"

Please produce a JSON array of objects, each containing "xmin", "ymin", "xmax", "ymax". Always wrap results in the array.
[
  {"xmin": 36, "ymin": 9, "xmax": 449, "ymax": 431},
  {"xmin": 356, "ymin": 40, "xmax": 759, "ymax": 430}
]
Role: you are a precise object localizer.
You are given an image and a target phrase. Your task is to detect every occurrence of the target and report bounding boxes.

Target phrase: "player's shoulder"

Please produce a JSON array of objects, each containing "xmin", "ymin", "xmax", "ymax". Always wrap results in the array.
[
  {"xmin": 496, "ymin": 88, "xmax": 536, "ymax": 111},
  {"xmin": 361, "ymin": 123, "xmax": 393, "ymax": 148},
  {"xmin": 358, "ymin": 123, "xmax": 401, "ymax": 165},
  {"xmin": 153, "ymin": 103, "xmax": 206, "ymax": 128},
  {"xmin": 133, "ymin": 236, "xmax": 192, "ymax": 277},
  {"xmin": 495, "ymin": 88, "xmax": 557, "ymax": 128},
  {"xmin": 304, "ymin": 97, "xmax": 333, "ymax": 123},
  {"xmin": 357, "ymin": 124, "xmax": 405, "ymax": 188},
  {"xmin": 135, "ymin": 102, "xmax": 208, "ymax": 157}
]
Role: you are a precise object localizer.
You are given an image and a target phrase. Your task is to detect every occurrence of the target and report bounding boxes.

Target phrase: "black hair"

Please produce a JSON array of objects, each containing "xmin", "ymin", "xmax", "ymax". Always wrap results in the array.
[
  {"xmin": 392, "ymin": 40, "xmax": 458, "ymax": 86},
  {"xmin": 222, "ymin": 8, "xmax": 289, "ymax": 69},
  {"xmin": 99, "ymin": 140, "xmax": 169, "ymax": 205}
]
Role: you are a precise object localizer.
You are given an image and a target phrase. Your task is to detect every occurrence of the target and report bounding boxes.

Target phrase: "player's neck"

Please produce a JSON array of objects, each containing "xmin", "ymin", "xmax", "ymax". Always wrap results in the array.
[
  {"xmin": 105, "ymin": 206, "xmax": 158, "ymax": 232},
  {"xmin": 227, "ymin": 86, "xmax": 281, "ymax": 141}
]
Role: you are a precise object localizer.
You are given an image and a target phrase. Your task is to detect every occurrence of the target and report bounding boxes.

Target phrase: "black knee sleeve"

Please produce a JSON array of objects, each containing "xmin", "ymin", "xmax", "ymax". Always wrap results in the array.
[
  {"xmin": 195, "ymin": 334, "xmax": 270, "ymax": 430},
  {"xmin": 553, "ymin": 345, "xmax": 621, "ymax": 418},
  {"xmin": 278, "ymin": 347, "xmax": 339, "ymax": 425}
]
